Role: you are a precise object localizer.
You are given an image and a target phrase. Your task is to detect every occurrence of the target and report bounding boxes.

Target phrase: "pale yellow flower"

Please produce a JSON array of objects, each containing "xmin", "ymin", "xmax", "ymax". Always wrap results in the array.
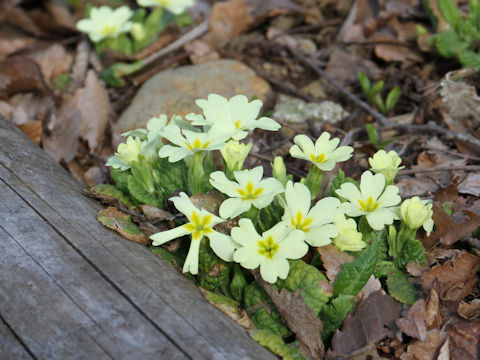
[
  {"xmin": 332, "ymin": 214, "xmax": 366, "ymax": 251},
  {"xmin": 399, "ymin": 196, "xmax": 434, "ymax": 235},
  {"xmin": 137, "ymin": 0, "xmax": 194, "ymax": 14},
  {"xmin": 368, "ymin": 149, "xmax": 404, "ymax": 184},
  {"xmin": 76, "ymin": 6, "xmax": 133, "ymax": 42}
]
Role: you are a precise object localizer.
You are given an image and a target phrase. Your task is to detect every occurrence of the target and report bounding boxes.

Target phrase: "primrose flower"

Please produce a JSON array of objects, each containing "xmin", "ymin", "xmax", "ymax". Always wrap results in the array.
[
  {"xmin": 76, "ymin": 6, "xmax": 133, "ymax": 42},
  {"xmin": 210, "ymin": 166, "xmax": 284, "ymax": 219},
  {"xmin": 137, "ymin": 0, "xmax": 195, "ymax": 15},
  {"xmin": 290, "ymin": 132, "xmax": 353, "ymax": 171},
  {"xmin": 332, "ymin": 214, "xmax": 366, "ymax": 251},
  {"xmin": 232, "ymin": 219, "xmax": 308, "ymax": 284},
  {"xmin": 150, "ymin": 192, "xmax": 237, "ymax": 274},
  {"xmin": 281, "ymin": 181, "xmax": 341, "ymax": 247},
  {"xmin": 399, "ymin": 196, "xmax": 434, "ymax": 235},
  {"xmin": 220, "ymin": 140, "xmax": 252, "ymax": 173},
  {"xmin": 106, "ymin": 136, "xmax": 143, "ymax": 170},
  {"xmin": 186, "ymin": 94, "xmax": 280, "ymax": 140},
  {"xmin": 335, "ymin": 171, "xmax": 401, "ymax": 230},
  {"xmin": 159, "ymin": 123, "xmax": 234, "ymax": 162},
  {"xmin": 369, "ymin": 149, "xmax": 404, "ymax": 184}
]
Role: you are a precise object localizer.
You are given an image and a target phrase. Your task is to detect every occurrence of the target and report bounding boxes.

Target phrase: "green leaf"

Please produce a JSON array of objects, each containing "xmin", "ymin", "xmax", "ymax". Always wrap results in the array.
[
  {"xmin": 127, "ymin": 176, "xmax": 162, "ymax": 207},
  {"xmin": 386, "ymin": 268, "xmax": 420, "ymax": 305},
  {"xmin": 369, "ymin": 80, "xmax": 385, "ymax": 104},
  {"xmin": 435, "ymin": 29, "xmax": 469, "ymax": 58},
  {"xmin": 131, "ymin": 161, "xmax": 155, "ymax": 194},
  {"xmin": 257, "ymin": 200, "xmax": 284, "ymax": 233},
  {"xmin": 97, "ymin": 207, "xmax": 146, "ymax": 244},
  {"xmin": 53, "ymin": 73, "xmax": 70, "ymax": 91},
  {"xmin": 333, "ymin": 234, "xmax": 379, "ymax": 296},
  {"xmin": 245, "ymin": 282, "xmax": 290, "ymax": 337},
  {"xmin": 90, "ymin": 183, "xmax": 133, "ymax": 208},
  {"xmin": 151, "ymin": 245, "xmax": 188, "ymax": 271},
  {"xmin": 320, "ymin": 294, "xmax": 356, "ymax": 342},
  {"xmin": 198, "ymin": 238, "xmax": 230, "ymax": 291},
  {"xmin": 385, "ymin": 86, "xmax": 401, "ymax": 113},
  {"xmin": 249, "ymin": 330, "xmax": 296, "ymax": 360},
  {"xmin": 358, "ymin": 71, "xmax": 371, "ymax": 97},
  {"xmin": 438, "ymin": 0, "xmax": 462, "ymax": 28},
  {"xmin": 328, "ymin": 169, "xmax": 359, "ymax": 198},
  {"xmin": 459, "ymin": 50, "xmax": 480, "ymax": 69},
  {"xmin": 100, "ymin": 61, "xmax": 143, "ymax": 87},
  {"xmin": 424, "ymin": 0, "xmax": 439, "ymax": 30},
  {"xmin": 366, "ymin": 123, "xmax": 379, "ymax": 146},
  {"xmin": 375, "ymin": 94, "xmax": 386, "ymax": 114},
  {"xmin": 276, "ymin": 260, "xmax": 332, "ymax": 315},
  {"xmin": 230, "ymin": 264, "xmax": 248, "ymax": 302},
  {"xmin": 111, "ymin": 168, "xmax": 131, "ymax": 194},
  {"xmin": 395, "ymin": 238, "xmax": 426, "ymax": 270},
  {"xmin": 152, "ymin": 157, "xmax": 189, "ymax": 202},
  {"xmin": 131, "ymin": 8, "xmax": 147, "ymax": 22}
]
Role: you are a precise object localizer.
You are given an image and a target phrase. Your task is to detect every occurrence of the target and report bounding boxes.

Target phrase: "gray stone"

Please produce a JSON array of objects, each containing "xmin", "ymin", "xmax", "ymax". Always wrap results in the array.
[{"xmin": 114, "ymin": 59, "xmax": 271, "ymax": 139}]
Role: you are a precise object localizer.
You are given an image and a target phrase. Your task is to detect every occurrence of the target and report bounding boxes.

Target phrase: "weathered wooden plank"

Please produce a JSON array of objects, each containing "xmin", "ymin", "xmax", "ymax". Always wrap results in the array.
[
  {"xmin": 0, "ymin": 317, "xmax": 33, "ymax": 360},
  {"xmin": 0, "ymin": 190, "xmax": 187, "ymax": 360},
  {"xmin": 0, "ymin": 118, "xmax": 276, "ymax": 360}
]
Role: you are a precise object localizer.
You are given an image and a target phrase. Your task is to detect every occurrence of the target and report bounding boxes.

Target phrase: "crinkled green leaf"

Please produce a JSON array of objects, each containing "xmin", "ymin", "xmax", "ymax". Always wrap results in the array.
[
  {"xmin": 97, "ymin": 207, "xmax": 147, "ymax": 245},
  {"xmin": 333, "ymin": 235, "xmax": 379, "ymax": 296},
  {"xmin": 386, "ymin": 268, "xmax": 420, "ymax": 306},
  {"xmin": 438, "ymin": 0, "xmax": 462, "ymax": 28},
  {"xmin": 245, "ymin": 282, "xmax": 290, "ymax": 337},
  {"xmin": 128, "ymin": 176, "xmax": 162, "ymax": 207},
  {"xmin": 198, "ymin": 238, "xmax": 230, "ymax": 291},
  {"xmin": 320, "ymin": 294, "xmax": 356, "ymax": 342},
  {"xmin": 111, "ymin": 168, "xmax": 131, "ymax": 194},
  {"xmin": 131, "ymin": 161, "xmax": 155, "ymax": 194},
  {"xmin": 395, "ymin": 238, "xmax": 426, "ymax": 271},
  {"xmin": 90, "ymin": 183, "xmax": 133, "ymax": 207},
  {"xmin": 276, "ymin": 260, "xmax": 332, "ymax": 315},
  {"xmin": 257, "ymin": 200, "xmax": 284, "ymax": 233},
  {"xmin": 230, "ymin": 264, "xmax": 248, "ymax": 302},
  {"xmin": 435, "ymin": 29, "xmax": 469, "ymax": 58},
  {"xmin": 459, "ymin": 50, "xmax": 480, "ymax": 69},
  {"xmin": 152, "ymin": 157, "xmax": 189, "ymax": 201},
  {"xmin": 374, "ymin": 260, "xmax": 396, "ymax": 278},
  {"xmin": 249, "ymin": 330, "xmax": 297, "ymax": 360}
]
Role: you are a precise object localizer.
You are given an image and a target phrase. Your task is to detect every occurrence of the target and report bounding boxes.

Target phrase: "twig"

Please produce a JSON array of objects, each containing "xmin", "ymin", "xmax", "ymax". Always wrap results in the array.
[
  {"xmin": 398, "ymin": 164, "xmax": 480, "ymax": 176},
  {"xmin": 341, "ymin": 39, "xmax": 417, "ymax": 49},
  {"xmin": 289, "ymin": 47, "xmax": 480, "ymax": 151},
  {"xmin": 423, "ymin": 143, "xmax": 480, "ymax": 162},
  {"xmin": 142, "ymin": 19, "xmax": 209, "ymax": 67}
]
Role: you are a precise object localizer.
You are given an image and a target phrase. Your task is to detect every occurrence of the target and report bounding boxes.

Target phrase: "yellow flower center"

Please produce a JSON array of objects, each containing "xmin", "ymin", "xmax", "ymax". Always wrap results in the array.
[
  {"xmin": 101, "ymin": 25, "xmax": 117, "ymax": 36},
  {"xmin": 234, "ymin": 120, "xmax": 242, "ymax": 129},
  {"xmin": 310, "ymin": 153, "xmax": 327, "ymax": 163},
  {"xmin": 290, "ymin": 211, "xmax": 313, "ymax": 232},
  {"xmin": 237, "ymin": 182, "xmax": 264, "ymax": 201},
  {"xmin": 156, "ymin": 0, "xmax": 172, "ymax": 5},
  {"xmin": 185, "ymin": 138, "xmax": 211, "ymax": 151},
  {"xmin": 358, "ymin": 196, "xmax": 380, "ymax": 212},
  {"xmin": 183, "ymin": 211, "xmax": 213, "ymax": 240},
  {"xmin": 258, "ymin": 236, "xmax": 279, "ymax": 259}
]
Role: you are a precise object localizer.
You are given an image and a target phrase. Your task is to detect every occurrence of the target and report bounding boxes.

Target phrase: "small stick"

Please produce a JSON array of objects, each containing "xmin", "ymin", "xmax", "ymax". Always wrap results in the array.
[{"xmin": 398, "ymin": 164, "xmax": 480, "ymax": 176}]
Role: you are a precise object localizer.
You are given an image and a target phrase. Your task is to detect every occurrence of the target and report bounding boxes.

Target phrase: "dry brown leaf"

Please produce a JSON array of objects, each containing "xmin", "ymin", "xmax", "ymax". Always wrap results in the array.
[
  {"xmin": 400, "ymin": 329, "xmax": 447, "ymax": 360},
  {"xmin": 358, "ymin": 275, "xmax": 382, "ymax": 300},
  {"xmin": 325, "ymin": 48, "xmax": 379, "ymax": 84},
  {"xmin": 44, "ymin": 0, "xmax": 78, "ymax": 31},
  {"xmin": 42, "ymin": 93, "xmax": 82, "ymax": 162},
  {"xmin": 317, "ymin": 244, "xmax": 355, "ymax": 281},
  {"xmin": 254, "ymin": 271, "xmax": 324, "ymax": 359},
  {"xmin": 29, "ymin": 43, "xmax": 72, "ymax": 84},
  {"xmin": 329, "ymin": 291, "xmax": 402, "ymax": 357},
  {"xmin": 421, "ymin": 251, "xmax": 480, "ymax": 301},
  {"xmin": 448, "ymin": 314, "xmax": 480, "ymax": 359},
  {"xmin": 457, "ymin": 299, "xmax": 480, "ymax": 320},
  {"xmin": 396, "ymin": 299, "xmax": 428, "ymax": 341},
  {"xmin": 425, "ymin": 289, "xmax": 443, "ymax": 330},
  {"xmin": 209, "ymin": 0, "xmax": 254, "ymax": 42},
  {"xmin": 184, "ymin": 40, "xmax": 220, "ymax": 65},
  {"xmin": 458, "ymin": 173, "xmax": 480, "ymax": 197},
  {"xmin": 0, "ymin": 2, "xmax": 46, "ymax": 36},
  {"xmin": 0, "ymin": 57, "xmax": 51, "ymax": 97},
  {"xmin": 0, "ymin": 24, "xmax": 35, "ymax": 61},
  {"xmin": 18, "ymin": 121, "xmax": 42, "ymax": 145},
  {"xmin": 138, "ymin": 205, "xmax": 175, "ymax": 222},
  {"xmin": 9, "ymin": 93, "xmax": 52, "ymax": 126},
  {"xmin": 77, "ymin": 70, "xmax": 110, "ymax": 152}
]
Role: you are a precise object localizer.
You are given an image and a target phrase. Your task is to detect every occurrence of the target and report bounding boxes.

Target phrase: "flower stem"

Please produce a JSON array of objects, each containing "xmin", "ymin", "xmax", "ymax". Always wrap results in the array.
[
  {"xmin": 305, "ymin": 165, "xmax": 323, "ymax": 200},
  {"xmin": 189, "ymin": 151, "xmax": 205, "ymax": 194}
]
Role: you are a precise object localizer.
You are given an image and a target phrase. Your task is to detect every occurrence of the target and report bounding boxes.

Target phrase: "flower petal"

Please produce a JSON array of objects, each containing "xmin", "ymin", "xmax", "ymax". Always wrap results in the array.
[
  {"xmin": 171, "ymin": 192, "xmax": 196, "ymax": 219},
  {"xmin": 182, "ymin": 238, "xmax": 202, "ymax": 274},
  {"xmin": 150, "ymin": 226, "xmax": 190, "ymax": 246},
  {"xmin": 219, "ymin": 197, "xmax": 251, "ymax": 219},
  {"xmin": 335, "ymin": 182, "xmax": 361, "ymax": 204},
  {"xmin": 377, "ymin": 185, "xmax": 401, "ymax": 208},
  {"xmin": 360, "ymin": 171, "xmax": 385, "ymax": 201},
  {"xmin": 285, "ymin": 182, "xmax": 311, "ymax": 216},
  {"xmin": 233, "ymin": 247, "xmax": 262, "ymax": 269},
  {"xmin": 308, "ymin": 196, "xmax": 341, "ymax": 225},
  {"xmin": 289, "ymin": 144, "xmax": 309, "ymax": 161},
  {"xmin": 158, "ymin": 145, "xmax": 191, "ymax": 162},
  {"xmin": 277, "ymin": 229, "xmax": 308, "ymax": 258},
  {"xmin": 207, "ymin": 231, "xmax": 237, "ymax": 262},
  {"xmin": 366, "ymin": 208, "xmax": 396, "ymax": 230},
  {"xmin": 231, "ymin": 218, "xmax": 262, "ymax": 247},
  {"xmin": 293, "ymin": 134, "xmax": 315, "ymax": 156},
  {"xmin": 260, "ymin": 257, "xmax": 289, "ymax": 283},
  {"xmin": 209, "ymin": 171, "xmax": 240, "ymax": 197},
  {"xmin": 304, "ymin": 224, "xmax": 337, "ymax": 247}
]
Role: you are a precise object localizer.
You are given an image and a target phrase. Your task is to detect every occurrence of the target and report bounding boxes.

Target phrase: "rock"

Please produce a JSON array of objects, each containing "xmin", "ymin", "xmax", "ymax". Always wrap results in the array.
[{"xmin": 114, "ymin": 59, "xmax": 271, "ymax": 140}]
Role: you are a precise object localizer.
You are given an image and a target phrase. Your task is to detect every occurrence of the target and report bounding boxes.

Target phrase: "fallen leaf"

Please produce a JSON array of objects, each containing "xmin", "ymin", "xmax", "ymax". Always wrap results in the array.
[
  {"xmin": 317, "ymin": 244, "xmax": 355, "ymax": 281},
  {"xmin": 18, "ymin": 121, "xmax": 42, "ymax": 145},
  {"xmin": 200, "ymin": 287, "xmax": 256, "ymax": 330},
  {"xmin": 400, "ymin": 329, "xmax": 447, "ymax": 360},
  {"xmin": 29, "ymin": 43, "xmax": 72, "ymax": 84},
  {"xmin": 458, "ymin": 173, "xmax": 480, "ymax": 197},
  {"xmin": 0, "ymin": 24, "xmax": 35, "ymax": 61},
  {"xmin": 138, "ymin": 205, "xmax": 175, "ymax": 223},
  {"xmin": 77, "ymin": 70, "xmax": 110, "ymax": 152},
  {"xmin": 42, "ymin": 92, "xmax": 81, "ymax": 162},
  {"xmin": 421, "ymin": 251, "xmax": 480, "ymax": 301},
  {"xmin": 448, "ymin": 314, "xmax": 480, "ymax": 360},
  {"xmin": 329, "ymin": 291, "xmax": 402, "ymax": 357},
  {"xmin": 9, "ymin": 93, "xmax": 52, "ymax": 125},
  {"xmin": 425, "ymin": 289, "xmax": 443, "ymax": 330},
  {"xmin": 184, "ymin": 40, "xmax": 220, "ymax": 65},
  {"xmin": 97, "ymin": 207, "xmax": 149, "ymax": 246},
  {"xmin": 358, "ymin": 275, "xmax": 382, "ymax": 300},
  {"xmin": 0, "ymin": 57, "xmax": 51, "ymax": 97},
  {"xmin": 209, "ymin": 0, "xmax": 253, "ymax": 42},
  {"xmin": 325, "ymin": 48, "xmax": 379, "ymax": 84},
  {"xmin": 396, "ymin": 299, "xmax": 428, "ymax": 341},
  {"xmin": 254, "ymin": 271, "xmax": 324, "ymax": 359},
  {"xmin": 0, "ymin": 1, "xmax": 46, "ymax": 36},
  {"xmin": 457, "ymin": 299, "xmax": 480, "ymax": 320}
]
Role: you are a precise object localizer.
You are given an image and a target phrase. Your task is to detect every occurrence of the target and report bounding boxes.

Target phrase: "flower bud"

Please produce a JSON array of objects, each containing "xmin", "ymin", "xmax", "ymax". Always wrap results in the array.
[
  {"xmin": 332, "ymin": 214, "xmax": 366, "ymax": 251},
  {"xmin": 117, "ymin": 136, "xmax": 142, "ymax": 164},
  {"xmin": 368, "ymin": 149, "xmax": 404, "ymax": 184},
  {"xmin": 130, "ymin": 23, "xmax": 146, "ymax": 42},
  {"xmin": 220, "ymin": 140, "xmax": 252, "ymax": 173},
  {"xmin": 272, "ymin": 156, "xmax": 288, "ymax": 186},
  {"xmin": 399, "ymin": 196, "xmax": 434, "ymax": 235}
]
